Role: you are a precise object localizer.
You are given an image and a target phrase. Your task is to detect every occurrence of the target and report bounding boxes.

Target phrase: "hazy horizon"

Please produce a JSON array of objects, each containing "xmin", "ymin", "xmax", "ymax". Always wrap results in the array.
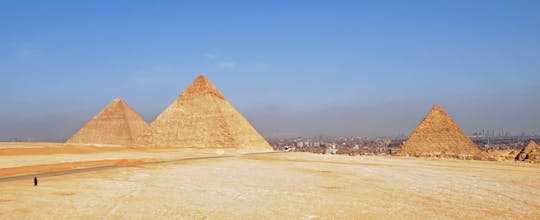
[{"xmin": 1, "ymin": 1, "xmax": 539, "ymax": 141}]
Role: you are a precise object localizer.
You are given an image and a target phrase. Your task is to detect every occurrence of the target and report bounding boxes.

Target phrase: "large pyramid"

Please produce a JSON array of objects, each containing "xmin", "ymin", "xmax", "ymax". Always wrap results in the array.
[
  {"xmin": 398, "ymin": 105, "xmax": 481, "ymax": 157},
  {"xmin": 150, "ymin": 74, "xmax": 272, "ymax": 150},
  {"xmin": 515, "ymin": 140, "xmax": 540, "ymax": 163},
  {"xmin": 67, "ymin": 98, "xmax": 151, "ymax": 145}
]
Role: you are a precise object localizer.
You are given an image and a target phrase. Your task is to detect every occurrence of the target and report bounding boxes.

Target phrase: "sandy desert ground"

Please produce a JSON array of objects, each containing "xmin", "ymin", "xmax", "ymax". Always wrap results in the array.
[{"xmin": 1, "ymin": 143, "xmax": 539, "ymax": 219}]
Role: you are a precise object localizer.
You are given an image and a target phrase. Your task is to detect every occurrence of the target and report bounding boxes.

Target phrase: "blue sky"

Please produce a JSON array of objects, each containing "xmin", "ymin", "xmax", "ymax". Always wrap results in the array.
[{"xmin": 1, "ymin": 1, "xmax": 539, "ymax": 140}]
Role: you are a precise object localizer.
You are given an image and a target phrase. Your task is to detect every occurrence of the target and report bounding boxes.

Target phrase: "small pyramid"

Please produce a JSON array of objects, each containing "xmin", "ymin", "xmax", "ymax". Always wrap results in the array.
[
  {"xmin": 515, "ymin": 140, "xmax": 540, "ymax": 163},
  {"xmin": 151, "ymin": 74, "xmax": 272, "ymax": 150},
  {"xmin": 67, "ymin": 98, "xmax": 151, "ymax": 145},
  {"xmin": 398, "ymin": 105, "xmax": 481, "ymax": 157}
]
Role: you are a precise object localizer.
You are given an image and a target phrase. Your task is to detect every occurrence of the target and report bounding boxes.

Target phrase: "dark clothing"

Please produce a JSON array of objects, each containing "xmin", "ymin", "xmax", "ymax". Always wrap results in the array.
[{"xmin": 34, "ymin": 177, "xmax": 38, "ymax": 186}]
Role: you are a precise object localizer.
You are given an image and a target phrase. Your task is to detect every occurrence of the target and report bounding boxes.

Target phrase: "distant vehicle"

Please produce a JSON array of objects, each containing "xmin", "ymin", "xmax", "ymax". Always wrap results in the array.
[
  {"xmin": 282, "ymin": 146, "xmax": 292, "ymax": 152},
  {"xmin": 325, "ymin": 148, "xmax": 337, "ymax": 155}
]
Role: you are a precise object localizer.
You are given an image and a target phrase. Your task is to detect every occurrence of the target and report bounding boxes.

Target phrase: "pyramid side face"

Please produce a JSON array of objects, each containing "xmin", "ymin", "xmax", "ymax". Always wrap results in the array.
[
  {"xmin": 118, "ymin": 100, "xmax": 152, "ymax": 145},
  {"xmin": 212, "ymin": 98, "xmax": 272, "ymax": 150},
  {"xmin": 399, "ymin": 105, "xmax": 480, "ymax": 156},
  {"xmin": 67, "ymin": 99, "xmax": 151, "ymax": 145},
  {"xmin": 528, "ymin": 140, "xmax": 540, "ymax": 149},
  {"xmin": 151, "ymin": 75, "xmax": 271, "ymax": 150},
  {"xmin": 151, "ymin": 94, "xmax": 234, "ymax": 147}
]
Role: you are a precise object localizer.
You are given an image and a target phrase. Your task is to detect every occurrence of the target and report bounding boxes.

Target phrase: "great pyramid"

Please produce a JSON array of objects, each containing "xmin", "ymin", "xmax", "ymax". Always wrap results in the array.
[
  {"xmin": 150, "ymin": 74, "xmax": 272, "ymax": 150},
  {"xmin": 515, "ymin": 140, "xmax": 540, "ymax": 163},
  {"xmin": 67, "ymin": 98, "xmax": 151, "ymax": 145},
  {"xmin": 398, "ymin": 105, "xmax": 481, "ymax": 158}
]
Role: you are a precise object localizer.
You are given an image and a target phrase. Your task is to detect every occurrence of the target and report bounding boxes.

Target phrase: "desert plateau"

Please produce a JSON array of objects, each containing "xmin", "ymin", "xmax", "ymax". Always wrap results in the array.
[{"xmin": 1, "ymin": 143, "xmax": 539, "ymax": 219}]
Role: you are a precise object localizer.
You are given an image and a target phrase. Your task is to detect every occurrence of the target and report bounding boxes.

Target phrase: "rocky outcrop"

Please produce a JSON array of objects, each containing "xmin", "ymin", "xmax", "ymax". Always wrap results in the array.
[{"xmin": 515, "ymin": 141, "xmax": 540, "ymax": 163}]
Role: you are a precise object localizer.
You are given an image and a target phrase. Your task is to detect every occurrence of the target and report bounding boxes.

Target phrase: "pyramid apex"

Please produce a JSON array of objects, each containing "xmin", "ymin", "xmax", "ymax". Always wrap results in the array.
[
  {"xmin": 429, "ymin": 104, "xmax": 448, "ymax": 115},
  {"xmin": 432, "ymin": 104, "xmax": 443, "ymax": 110},
  {"xmin": 179, "ymin": 74, "xmax": 224, "ymax": 99},
  {"xmin": 110, "ymin": 98, "xmax": 129, "ymax": 108},
  {"xmin": 193, "ymin": 74, "xmax": 211, "ymax": 84}
]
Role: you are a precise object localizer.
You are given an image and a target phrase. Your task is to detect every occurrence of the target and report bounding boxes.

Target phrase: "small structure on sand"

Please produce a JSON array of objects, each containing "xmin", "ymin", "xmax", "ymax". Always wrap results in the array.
[{"xmin": 515, "ymin": 140, "xmax": 540, "ymax": 163}]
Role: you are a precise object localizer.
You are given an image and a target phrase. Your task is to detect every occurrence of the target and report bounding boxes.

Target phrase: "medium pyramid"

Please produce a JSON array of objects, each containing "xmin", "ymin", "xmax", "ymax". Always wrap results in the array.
[
  {"xmin": 398, "ymin": 105, "xmax": 481, "ymax": 157},
  {"xmin": 151, "ymin": 74, "xmax": 272, "ymax": 150},
  {"xmin": 515, "ymin": 140, "xmax": 540, "ymax": 163},
  {"xmin": 67, "ymin": 98, "xmax": 151, "ymax": 145}
]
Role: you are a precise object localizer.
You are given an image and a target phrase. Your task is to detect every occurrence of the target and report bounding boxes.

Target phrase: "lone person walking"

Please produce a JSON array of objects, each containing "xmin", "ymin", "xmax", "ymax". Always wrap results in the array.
[{"xmin": 34, "ymin": 176, "xmax": 38, "ymax": 186}]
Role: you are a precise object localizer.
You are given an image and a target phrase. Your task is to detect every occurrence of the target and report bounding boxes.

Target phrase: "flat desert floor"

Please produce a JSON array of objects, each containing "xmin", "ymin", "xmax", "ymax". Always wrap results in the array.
[{"xmin": 0, "ymin": 143, "xmax": 539, "ymax": 219}]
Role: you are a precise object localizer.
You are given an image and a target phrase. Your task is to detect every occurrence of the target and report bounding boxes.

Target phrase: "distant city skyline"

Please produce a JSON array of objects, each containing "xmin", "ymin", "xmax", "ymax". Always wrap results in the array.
[{"xmin": 1, "ymin": 1, "xmax": 539, "ymax": 140}]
